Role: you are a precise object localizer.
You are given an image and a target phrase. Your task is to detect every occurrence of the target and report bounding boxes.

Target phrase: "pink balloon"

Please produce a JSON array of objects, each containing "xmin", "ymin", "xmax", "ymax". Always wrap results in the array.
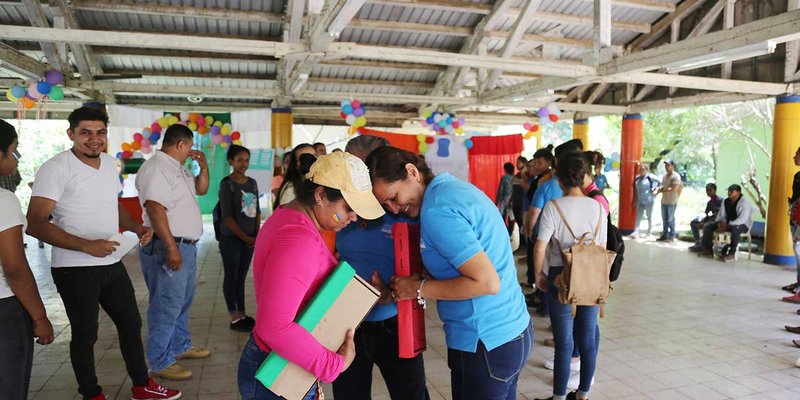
[
  {"xmin": 141, "ymin": 138, "xmax": 151, "ymax": 146},
  {"xmin": 523, "ymin": 122, "xmax": 532, "ymax": 131},
  {"xmin": 212, "ymin": 135, "xmax": 223, "ymax": 144},
  {"xmin": 150, "ymin": 123, "xmax": 162, "ymax": 133},
  {"xmin": 133, "ymin": 132, "xmax": 143, "ymax": 142},
  {"xmin": 27, "ymin": 84, "xmax": 41, "ymax": 99},
  {"xmin": 196, "ymin": 116, "xmax": 206, "ymax": 127}
]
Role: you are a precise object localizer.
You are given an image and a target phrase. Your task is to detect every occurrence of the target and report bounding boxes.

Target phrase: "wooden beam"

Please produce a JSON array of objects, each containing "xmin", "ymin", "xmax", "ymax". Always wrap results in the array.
[
  {"xmin": 621, "ymin": 72, "xmax": 790, "ymax": 95},
  {"xmin": 586, "ymin": 82, "xmax": 611, "ymax": 104},
  {"xmin": 600, "ymin": 8, "xmax": 800, "ymax": 76},
  {"xmin": 482, "ymin": 0, "xmax": 543, "ymax": 91},
  {"xmin": 628, "ymin": 0, "xmax": 707, "ymax": 51},
  {"xmin": 0, "ymin": 25, "xmax": 306, "ymax": 57},
  {"xmin": 71, "ymin": 0, "xmax": 283, "ymax": 24},
  {"xmin": 20, "ymin": 0, "xmax": 68, "ymax": 72},
  {"xmin": 721, "ymin": 0, "xmax": 736, "ymax": 79},
  {"xmin": 593, "ymin": 0, "xmax": 612, "ymax": 65},
  {"xmin": 0, "ymin": 42, "xmax": 48, "ymax": 79},
  {"xmin": 629, "ymin": 92, "xmax": 767, "ymax": 112},
  {"xmin": 366, "ymin": 0, "xmax": 674, "ymax": 14},
  {"xmin": 430, "ymin": 0, "xmax": 515, "ymax": 96},
  {"xmin": 530, "ymin": 10, "xmax": 649, "ymax": 33}
]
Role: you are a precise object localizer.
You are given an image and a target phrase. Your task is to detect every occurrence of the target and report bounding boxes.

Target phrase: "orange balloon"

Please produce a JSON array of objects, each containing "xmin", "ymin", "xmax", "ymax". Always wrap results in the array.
[
  {"xmin": 188, "ymin": 113, "xmax": 199, "ymax": 122},
  {"xmin": 23, "ymin": 97, "xmax": 35, "ymax": 109},
  {"xmin": 131, "ymin": 141, "xmax": 142, "ymax": 150},
  {"xmin": 121, "ymin": 142, "xmax": 132, "ymax": 152},
  {"xmin": 197, "ymin": 126, "xmax": 207, "ymax": 135}
]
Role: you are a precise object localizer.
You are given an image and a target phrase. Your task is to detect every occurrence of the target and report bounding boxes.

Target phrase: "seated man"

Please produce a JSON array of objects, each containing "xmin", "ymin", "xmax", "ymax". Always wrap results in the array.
[
  {"xmin": 689, "ymin": 183, "xmax": 722, "ymax": 251},
  {"xmin": 698, "ymin": 184, "xmax": 754, "ymax": 262}
]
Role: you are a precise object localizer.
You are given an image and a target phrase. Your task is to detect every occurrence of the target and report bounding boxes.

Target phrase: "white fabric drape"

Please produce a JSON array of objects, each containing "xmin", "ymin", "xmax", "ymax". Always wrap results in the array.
[
  {"xmin": 107, "ymin": 105, "xmax": 162, "ymax": 157},
  {"xmin": 231, "ymin": 108, "xmax": 271, "ymax": 149}
]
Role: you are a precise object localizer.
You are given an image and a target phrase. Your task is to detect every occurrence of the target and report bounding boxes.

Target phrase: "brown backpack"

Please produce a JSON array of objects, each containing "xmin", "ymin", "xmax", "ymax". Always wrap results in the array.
[{"xmin": 551, "ymin": 201, "xmax": 617, "ymax": 317}]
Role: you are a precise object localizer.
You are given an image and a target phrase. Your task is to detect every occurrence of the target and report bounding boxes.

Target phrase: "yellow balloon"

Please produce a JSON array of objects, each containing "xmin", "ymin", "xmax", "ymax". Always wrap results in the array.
[
  {"xmin": 5, "ymin": 89, "xmax": 18, "ymax": 102},
  {"xmin": 205, "ymin": 116, "xmax": 214, "ymax": 125},
  {"xmin": 214, "ymin": 121, "xmax": 223, "ymax": 127},
  {"xmin": 416, "ymin": 134, "xmax": 426, "ymax": 142},
  {"xmin": 158, "ymin": 117, "xmax": 169, "ymax": 128},
  {"xmin": 348, "ymin": 126, "xmax": 359, "ymax": 136},
  {"xmin": 418, "ymin": 143, "xmax": 428, "ymax": 154},
  {"xmin": 221, "ymin": 125, "xmax": 232, "ymax": 135},
  {"xmin": 188, "ymin": 122, "xmax": 198, "ymax": 131},
  {"xmin": 168, "ymin": 116, "xmax": 179, "ymax": 125},
  {"xmin": 233, "ymin": 139, "xmax": 243, "ymax": 146},
  {"xmin": 355, "ymin": 116, "xmax": 367, "ymax": 127}
]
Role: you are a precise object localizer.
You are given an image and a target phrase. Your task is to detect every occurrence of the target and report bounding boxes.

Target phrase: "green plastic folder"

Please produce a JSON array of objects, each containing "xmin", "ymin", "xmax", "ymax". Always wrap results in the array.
[{"xmin": 255, "ymin": 261, "xmax": 356, "ymax": 389}]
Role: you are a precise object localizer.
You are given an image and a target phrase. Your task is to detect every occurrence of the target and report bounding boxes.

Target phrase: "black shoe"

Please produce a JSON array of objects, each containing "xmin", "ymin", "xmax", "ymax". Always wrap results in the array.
[
  {"xmin": 656, "ymin": 236, "xmax": 668, "ymax": 241},
  {"xmin": 242, "ymin": 316, "xmax": 255, "ymax": 328},
  {"xmin": 783, "ymin": 282, "xmax": 800, "ymax": 293},
  {"xmin": 688, "ymin": 244, "xmax": 702, "ymax": 252},
  {"xmin": 230, "ymin": 318, "xmax": 254, "ymax": 332}
]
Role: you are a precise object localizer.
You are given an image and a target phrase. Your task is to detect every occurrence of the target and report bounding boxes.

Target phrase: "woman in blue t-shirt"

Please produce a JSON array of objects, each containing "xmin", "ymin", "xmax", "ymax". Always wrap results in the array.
[
  {"xmin": 218, "ymin": 145, "xmax": 260, "ymax": 332},
  {"xmin": 366, "ymin": 146, "xmax": 532, "ymax": 400},
  {"xmin": 332, "ymin": 136, "xmax": 429, "ymax": 400}
]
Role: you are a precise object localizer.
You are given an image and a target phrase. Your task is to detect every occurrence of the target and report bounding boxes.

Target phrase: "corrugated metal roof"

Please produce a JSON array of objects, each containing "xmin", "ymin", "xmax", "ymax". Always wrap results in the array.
[
  {"xmin": 74, "ymin": 11, "xmax": 281, "ymax": 39},
  {"xmin": 98, "ymin": 55, "xmax": 277, "ymax": 76}
]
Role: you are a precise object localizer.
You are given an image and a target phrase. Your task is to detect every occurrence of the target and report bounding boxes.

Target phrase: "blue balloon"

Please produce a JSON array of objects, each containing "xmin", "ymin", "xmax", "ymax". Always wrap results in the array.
[
  {"xmin": 116, "ymin": 151, "xmax": 123, "ymax": 159},
  {"xmin": 426, "ymin": 117, "xmax": 434, "ymax": 124},
  {"xmin": 149, "ymin": 132, "xmax": 161, "ymax": 142},
  {"xmin": 342, "ymin": 105, "xmax": 353, "ymax": 115},
  {"xmin": 36, "ymin": 81, "xmax": 52, "ymax": 95},
  {"xmin": 464, "ymin": 139, "xmax": 474, "ymax": 149},
  {"xmin": 10, "ymin": 85, "xmax": 25, "ymax": 99},
  {"xmin": 604, "ymin": 157, "xmax": 612, "ymax": 172}
]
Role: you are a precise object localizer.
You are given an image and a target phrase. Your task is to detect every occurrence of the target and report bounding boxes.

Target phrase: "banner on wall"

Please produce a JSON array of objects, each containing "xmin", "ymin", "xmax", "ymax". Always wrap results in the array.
[{"xmin": 424, "ymin": 136, "xmax": 469, "ymax": 182}]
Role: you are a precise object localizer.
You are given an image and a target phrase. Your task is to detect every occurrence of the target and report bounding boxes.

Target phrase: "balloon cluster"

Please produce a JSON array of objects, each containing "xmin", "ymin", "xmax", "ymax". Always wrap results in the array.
[
  {"xmin": 415, "ymin": 134, "xmax": 473, "ymax": 154},
  {"xmin": 522, "ymin": 121, "xmax": 540, "ymax": 139},
  {"xmin": 421, "ymin": 111, "xmax": 465, "ymax": 135},
  {"xmin": 340, "ymin": 100, "xmax": 367, "ymax": 130},
  {"xmin": 5, "ymin": 69, "xmax": 66, "ymax": 109},
  {"xmin": 536, "ymin": 103, "xmax": 562, "ymax": 124},
  {"xmin": 117, "ymin": 112, "xmax": 242, "ymax": 160}
]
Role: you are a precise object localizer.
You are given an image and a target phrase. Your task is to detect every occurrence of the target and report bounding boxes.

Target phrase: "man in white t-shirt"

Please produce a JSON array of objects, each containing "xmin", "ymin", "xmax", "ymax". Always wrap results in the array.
[
  {"xmin": 656, "ymin": 159, "xmax": 682, "ymax": 242},
  {"xmin": 135, "ymin": 123, "xmax": 210, "ymax": 381},
  {"xmin": 26, "ymin": 107, "xmax": 180, "ymax": 400}
]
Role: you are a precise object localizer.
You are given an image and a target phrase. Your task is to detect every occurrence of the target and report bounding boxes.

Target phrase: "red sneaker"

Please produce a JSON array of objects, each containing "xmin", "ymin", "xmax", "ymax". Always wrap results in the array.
[
  {"xmin": 131, "ymin": 378, "xmax": 181, "ymax": 400},
  {"xmin": 88, "ymin": 394, "xmax": 107, "ymax": 400},
  {"xmin": 782, "ymin": 293, "xmax": 800, "ymax": 304}
]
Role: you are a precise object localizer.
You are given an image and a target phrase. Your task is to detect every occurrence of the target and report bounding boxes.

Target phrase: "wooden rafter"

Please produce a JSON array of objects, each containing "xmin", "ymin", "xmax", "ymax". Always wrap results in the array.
[
  {"xmin": 628, "ymin": 0, "xmax": 707, "ymax": 51},
  {"xmin": 20, "ymin": 0, "xmax": 68, "ymax": 72},
  {"xmin": 482, "ymin": 0, "xmax": 543, "ymax": 92}
]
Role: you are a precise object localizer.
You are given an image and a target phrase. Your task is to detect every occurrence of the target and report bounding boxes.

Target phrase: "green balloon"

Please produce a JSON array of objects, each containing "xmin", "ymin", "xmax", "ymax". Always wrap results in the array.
[{"xmin": 48, "ymin": 85, "xmax": 64, "ymax": 101}]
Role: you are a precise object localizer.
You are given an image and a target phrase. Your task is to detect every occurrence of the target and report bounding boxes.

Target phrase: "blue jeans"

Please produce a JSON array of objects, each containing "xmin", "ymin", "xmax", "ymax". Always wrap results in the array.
[
  {"xmin": 140, "ymin": 239, "xmax": 197, "ymax": 372},
  {"xmin": 448, "ymin": 323, "xmax": 532, "ymax": 400},
  {"xmin": 635, "ymin": 202, "xmax": 654, "ymax": 235},
  {"xmin": 238, "ymin": 335, "xmax": 319, "ymax": 400},
  {"xmin": 661, "ymin": 204, "xmax": 677, "ymax": 239},
  {"xmin": 547, "ymin": 268, "xmax": 599, "ymax": 397}
]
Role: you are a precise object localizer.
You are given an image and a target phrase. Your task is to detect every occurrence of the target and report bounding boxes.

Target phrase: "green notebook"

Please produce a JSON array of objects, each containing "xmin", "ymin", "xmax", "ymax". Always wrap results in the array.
[{"xmin": 255, "ymin": 261, "xmax": 356, "ymax": 389}]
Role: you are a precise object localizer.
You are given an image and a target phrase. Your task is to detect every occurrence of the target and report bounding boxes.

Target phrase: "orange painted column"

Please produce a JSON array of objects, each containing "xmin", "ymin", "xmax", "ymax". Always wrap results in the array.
[
  {"xmin": 619, "ymin": 113, "xmax": 644, "ymax": 234},
  {"xmin": 271, "ymin": 107, "xmax": 293, "ymax": 149}
]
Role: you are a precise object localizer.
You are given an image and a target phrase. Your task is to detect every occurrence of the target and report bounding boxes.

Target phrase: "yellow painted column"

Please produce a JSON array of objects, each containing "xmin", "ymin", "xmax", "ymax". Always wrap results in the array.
[
  {"xmin": 271, "ymin": 107, "xmax": 293, "ymax": 149},
  {"xmin": 765, "ymin": 95, "xmax": 800, "ymax": 265},
  {"xmin": 573, "ymin": 118, "xmax": 590, "ymax": 150}
]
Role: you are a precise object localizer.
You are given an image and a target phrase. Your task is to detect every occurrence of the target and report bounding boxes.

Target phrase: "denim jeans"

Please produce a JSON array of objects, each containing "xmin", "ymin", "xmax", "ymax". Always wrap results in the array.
[
  {"xmin": 51, "ymin": 263, "xmax": 149, "ymax": 398},
  {"xmin": 547, "ymin": 268, "xmax": 599, "ymax": 397},
  {"xmin": 701, "ymin": 222, "xmax": 749, "ymax": 256},
  {"xmin": 448, "ymin": 323, "xmax": 532, "ymax": 400},
  {"xmin": 661, "ymin": 204, "xmax": 677, "ymax": 239},
  {"xmin": 219, "ymin": 235, "xmax": 254, "ymax": 315},
  {"xmin": 140, "ymin": 239, "xmax": 197, "ymax": 372},
  {"xmin": 0, "ymin": 296, "xmax": 33, "ymax": 400},
  {"xmin": 635, "ymin": 202, "xmax": 654, "ymax": 235},
  {"xmin": 238, "ymin": 335, "xmax": 319, "ymax": 400},
  {"xmin": 332, "ymin": 316, "xmax": 429, "ymax": 400}
]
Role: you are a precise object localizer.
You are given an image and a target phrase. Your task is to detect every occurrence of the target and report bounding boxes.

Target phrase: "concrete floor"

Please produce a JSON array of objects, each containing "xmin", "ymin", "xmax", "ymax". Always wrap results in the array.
[{"xmin": 23, "ymin": 229, "xmax": 800, "ymax": 400}]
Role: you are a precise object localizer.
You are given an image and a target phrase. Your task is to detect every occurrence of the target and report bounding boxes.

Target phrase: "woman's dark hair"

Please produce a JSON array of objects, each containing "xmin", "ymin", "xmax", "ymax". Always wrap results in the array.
[
  {"xmin": 295, "ymin": 179, "xmax": 344, "ymax": 207},
  {"xmin": 274, "ymin": 143, "xmax": 314, "ymax": 209},
  {"xmin": 365, "ymin": 146, "xmax": 434, "ymax": 185},
  {"xmin": 298, "ymin": 153, "xmax": 317, "ymax": 176},
  {"xmin": 345, "ymin": 135, "xmax": 389, "ymax": 157},
  {"xmin": 226, "ymin": 144, "xmax": 250, "ymax": 161},
  {"xmin": 532, "ymin": 145, "xmax": 555, "ymax": 166},
  {"xmin": 556, "ymin": 151, "xmax": 587, "ymax": 189},
  {"xmin": 503, "ymin": 162, "xmax": 515, "ymax": 174},
  {"xmin": 0, "ymin": 119, "xmax": 18, "ymax": 154},
  {"xmin": 67, "ymin": 107, "xmax": 109, "ymax": 132}
]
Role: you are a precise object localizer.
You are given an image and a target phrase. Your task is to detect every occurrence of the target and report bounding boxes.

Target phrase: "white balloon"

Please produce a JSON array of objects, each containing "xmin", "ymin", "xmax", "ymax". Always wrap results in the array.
[
  {"xmin": 180, "ymin": 112, "xmax": 189, "ymax": 122},
  {"xmin": 345, "ymin": 114, "xmax": 356, "ymax": 125}
]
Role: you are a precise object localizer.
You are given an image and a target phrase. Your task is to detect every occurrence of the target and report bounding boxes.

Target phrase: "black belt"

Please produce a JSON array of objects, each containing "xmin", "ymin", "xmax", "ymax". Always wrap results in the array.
[{"xmin": 154, "ymin": 235, "xmax": 198, "ymax": 245}]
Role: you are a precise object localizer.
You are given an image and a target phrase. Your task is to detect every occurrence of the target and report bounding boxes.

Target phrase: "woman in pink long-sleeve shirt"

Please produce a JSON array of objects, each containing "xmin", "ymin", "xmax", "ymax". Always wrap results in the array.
[{"xmin": 238, "ymin": 151, "xmax": 385, "ymax": 400}]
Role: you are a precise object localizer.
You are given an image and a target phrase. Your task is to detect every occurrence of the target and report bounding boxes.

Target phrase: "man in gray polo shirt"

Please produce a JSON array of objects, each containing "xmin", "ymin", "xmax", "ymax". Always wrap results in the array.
[{"xmin": 136, "ymin": 123, "xmax": 210, "ymax": 380}]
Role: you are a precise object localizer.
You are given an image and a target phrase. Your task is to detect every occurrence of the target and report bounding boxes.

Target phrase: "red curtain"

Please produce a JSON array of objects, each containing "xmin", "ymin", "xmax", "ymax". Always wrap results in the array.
[
  {"xmin": 468, "ymin": 134, "xmax": 523, "ymax": 199},
  {"xmin": 357, "ymin": 127, "xmax": 419, "ymax": 153}
]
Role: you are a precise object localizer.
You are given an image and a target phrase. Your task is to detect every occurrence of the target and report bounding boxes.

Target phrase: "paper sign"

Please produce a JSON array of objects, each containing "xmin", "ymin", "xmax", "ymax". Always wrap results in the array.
[{"xmin": 108, "ymin": 232, "xmax": 140, "ymax": 260}]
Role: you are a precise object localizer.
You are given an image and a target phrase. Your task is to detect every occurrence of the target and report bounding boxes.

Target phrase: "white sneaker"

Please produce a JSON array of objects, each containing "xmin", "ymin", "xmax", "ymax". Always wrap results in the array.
[
  {"xmin": 566, "ymin": 372, "xmax": 594, "ymax": 389},
  {"xmin": 795, "ymin": 356, "xmax": 800, "ymax": 368},
  {"xmin": 544, "ymin": 359, "xmax": 580, "ymax": 371}
]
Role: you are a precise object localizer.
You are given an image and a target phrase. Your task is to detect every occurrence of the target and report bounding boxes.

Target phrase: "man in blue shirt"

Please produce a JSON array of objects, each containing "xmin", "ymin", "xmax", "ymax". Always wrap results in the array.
[{"xmin": 688, "ymin": 183, "xmax": 723, "ymax": 251}]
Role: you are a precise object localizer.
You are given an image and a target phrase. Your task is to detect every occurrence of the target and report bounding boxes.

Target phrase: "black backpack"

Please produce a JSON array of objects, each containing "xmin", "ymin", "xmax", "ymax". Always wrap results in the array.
[
  {"xmin": 212, "ymin": 177, "xmax": 234, "ymax": 241},
  {"xmin": 588, "ymin": 190, "xmax": 625, "ymax": 282}
]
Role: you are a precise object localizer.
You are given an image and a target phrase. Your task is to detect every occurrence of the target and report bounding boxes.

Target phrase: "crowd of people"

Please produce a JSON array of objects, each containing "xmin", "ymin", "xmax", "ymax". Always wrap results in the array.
[{"xmin": 2, "ymin": 105, "xmax": 799, "ymax": 400}]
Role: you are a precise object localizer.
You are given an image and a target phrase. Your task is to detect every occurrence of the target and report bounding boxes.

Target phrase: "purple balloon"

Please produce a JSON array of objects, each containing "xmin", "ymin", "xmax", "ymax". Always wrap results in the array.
[
  {"xmin": 223, "ymin": 135, "xmax": 233, "ymax": 144},
  {"xmin": 210, "ymin": 125, "xmax": 221, "ymax": 136},
  {"xmin": 45, "ymin": 70, "xmax": 64, "ymax": 85},
  {"xmin": 352, "ymin": 107, "xmax": 364, "ymax": 117}
]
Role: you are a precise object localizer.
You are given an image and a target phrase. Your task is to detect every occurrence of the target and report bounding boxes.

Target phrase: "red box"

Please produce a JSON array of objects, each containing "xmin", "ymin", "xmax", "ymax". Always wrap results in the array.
[{"xmin": 393, "ymin": 222, "xmax": 427, "ymax": 358}]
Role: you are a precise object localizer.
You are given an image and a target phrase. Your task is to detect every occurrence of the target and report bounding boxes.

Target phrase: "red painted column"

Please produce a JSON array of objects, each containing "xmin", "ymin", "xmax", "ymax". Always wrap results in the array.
[{"xmin": 619, "ymin": 113, "xmax": 643, "ymax": 234}]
